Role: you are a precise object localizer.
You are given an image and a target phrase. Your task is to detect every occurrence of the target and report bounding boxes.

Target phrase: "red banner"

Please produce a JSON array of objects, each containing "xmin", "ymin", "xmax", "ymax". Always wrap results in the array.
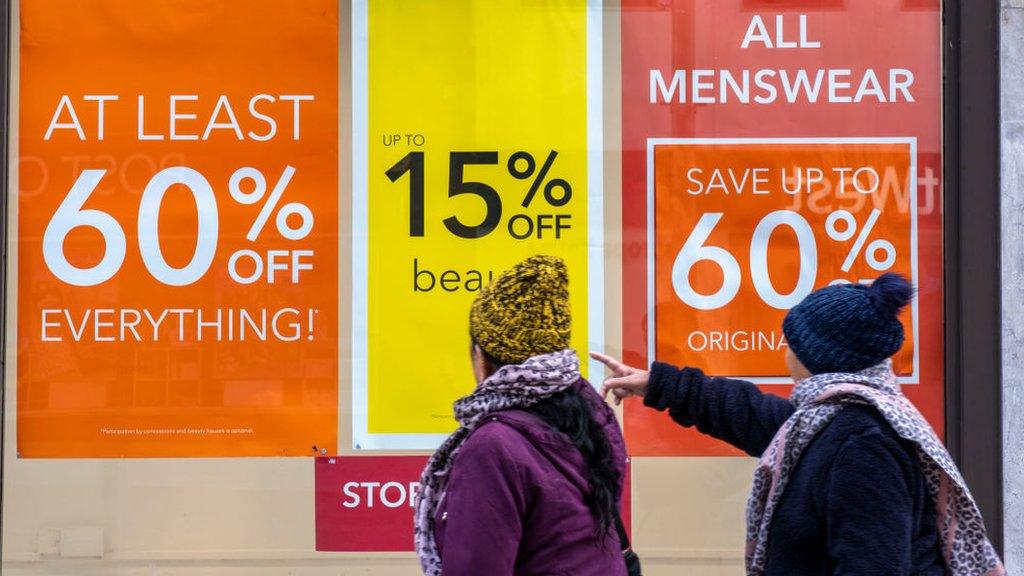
[
  {"xmin": 316, "ymin": 456, "xmax": 426, "ymax": 552},
  {"xmin": 315, "ymin": 455, "xmax": 633, "ymax": 552},
  {"xmin": 621, "ymin": 1, "xmax": 943, "ymax": 456}
]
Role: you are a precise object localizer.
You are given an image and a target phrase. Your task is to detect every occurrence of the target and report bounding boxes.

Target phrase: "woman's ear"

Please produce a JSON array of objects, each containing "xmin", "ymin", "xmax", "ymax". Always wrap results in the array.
[
  {"xmin": 471, "ymin": 344, "xmax": 490, "ymax": 385},
  {"xmin": 785, "ymin": 348, "xmax": 812, "ymax": 382}
]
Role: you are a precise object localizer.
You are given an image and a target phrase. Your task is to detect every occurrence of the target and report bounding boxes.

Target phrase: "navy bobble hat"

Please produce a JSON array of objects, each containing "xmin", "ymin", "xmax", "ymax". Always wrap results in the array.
[{"xmin": 783, "ymin": 273, "xmax": 915, "ymax": 375}]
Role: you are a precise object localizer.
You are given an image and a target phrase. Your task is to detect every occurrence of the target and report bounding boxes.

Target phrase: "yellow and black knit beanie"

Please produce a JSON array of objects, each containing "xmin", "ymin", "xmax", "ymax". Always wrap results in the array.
[{"xmin": 469, "ymin": 255, "xmax": 571, "ymax": 365}]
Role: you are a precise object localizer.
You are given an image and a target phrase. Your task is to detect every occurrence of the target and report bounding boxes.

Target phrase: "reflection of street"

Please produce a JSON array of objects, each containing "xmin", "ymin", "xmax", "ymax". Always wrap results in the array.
[
  {"xmin": 21, "ymin": 279, "xmax": 79, "ymax": 389},
  {"xmin": 783, "ymin": 163, "xmax": 941, "ymax": 217}
]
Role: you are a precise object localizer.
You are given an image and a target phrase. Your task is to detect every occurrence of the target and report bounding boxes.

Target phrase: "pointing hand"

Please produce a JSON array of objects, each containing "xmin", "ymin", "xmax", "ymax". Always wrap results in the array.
[{"xmin": 590, "ymin": 352, "xmax": 650, "ymax": 406}]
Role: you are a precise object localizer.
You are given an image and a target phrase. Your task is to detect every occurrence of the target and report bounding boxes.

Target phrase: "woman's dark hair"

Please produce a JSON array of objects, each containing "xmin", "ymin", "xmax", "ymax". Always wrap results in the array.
[
  {"xmin": 476, "ymin": 345, "xmax": 621, "ymax": 538},
  {"xmin": 525, "ymin": 389, "xmax": 621, "ymax": 539}
]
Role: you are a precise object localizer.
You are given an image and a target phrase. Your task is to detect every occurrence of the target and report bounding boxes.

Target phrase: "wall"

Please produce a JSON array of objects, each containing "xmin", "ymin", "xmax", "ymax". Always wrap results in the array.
[{"xmin": 1002, "ymin": 0, "xmax": 1024, "ymax": 571}]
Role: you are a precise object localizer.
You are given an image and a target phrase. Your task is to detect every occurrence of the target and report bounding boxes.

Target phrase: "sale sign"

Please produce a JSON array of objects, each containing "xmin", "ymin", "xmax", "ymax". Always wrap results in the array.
[
  {"xmin": 622, "ymin": 2, "xmax": 943, "ymax": 456},
  {"xmin": 18, "ymin": 1, "xmax": 338, "ymax": 457},
  {"xmin": 352, "ymin": 0, "xmax": 603, "ymax": 449},
  {"xmin": 315, "ymin": 455, "xmax": 632, "ymax": 552},
  {"xmin": 651, "ymin": 139, "xmax": 917, "ymax": 379}
]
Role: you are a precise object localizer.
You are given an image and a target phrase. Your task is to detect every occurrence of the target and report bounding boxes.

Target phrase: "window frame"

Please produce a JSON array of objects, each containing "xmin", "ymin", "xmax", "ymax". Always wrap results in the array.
[
  {"xmin": 942, "ymin": 0, "xmax": 1003, "ymax": 551},
  {"xmin": 0, "ymin": 0, "xmax": 1005, "ymax": 555}
]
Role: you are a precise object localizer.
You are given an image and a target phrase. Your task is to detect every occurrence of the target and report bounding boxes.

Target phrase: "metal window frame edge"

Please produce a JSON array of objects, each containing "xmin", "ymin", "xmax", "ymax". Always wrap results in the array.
[
  {"xmin": 943, "ymin": 0, "xmax": 1004, "ymax": 553},
  {"xmin": 0, "ymin": 0, "xmax": 11, "ymax": 562}
]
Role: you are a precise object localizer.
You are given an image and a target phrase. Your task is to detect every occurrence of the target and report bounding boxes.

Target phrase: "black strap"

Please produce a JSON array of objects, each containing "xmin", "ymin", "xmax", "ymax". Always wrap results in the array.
[
  {"xmin": 614, "ymin": 509, "xmax": 632, "ymax": 552},
  {"xmin": 615, "ymin": 508, "xmax": 643, "ymax": 576}
]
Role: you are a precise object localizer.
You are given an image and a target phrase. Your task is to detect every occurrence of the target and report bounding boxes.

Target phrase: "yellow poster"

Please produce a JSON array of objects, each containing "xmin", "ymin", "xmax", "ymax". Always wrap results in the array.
[{"xmin": 352, "ymin": 0, "xmax": 602, "ymax": 449}]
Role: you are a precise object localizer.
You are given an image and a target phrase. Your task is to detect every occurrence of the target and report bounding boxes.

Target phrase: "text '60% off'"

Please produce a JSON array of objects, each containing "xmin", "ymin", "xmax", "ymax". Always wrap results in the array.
[{"xmin": 43, "ymin": 166, "xmax": 315, "ymax": 286}]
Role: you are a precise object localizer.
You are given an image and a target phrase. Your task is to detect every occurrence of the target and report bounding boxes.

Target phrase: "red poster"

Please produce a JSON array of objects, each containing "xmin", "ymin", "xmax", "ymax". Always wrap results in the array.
[
  {"xmin": 315, "ymin": 456, "xmax": 633, "ymax": 552},
  {"xmin": 621, "ymin": 1, "xmax": 942, "ymax": 456}
]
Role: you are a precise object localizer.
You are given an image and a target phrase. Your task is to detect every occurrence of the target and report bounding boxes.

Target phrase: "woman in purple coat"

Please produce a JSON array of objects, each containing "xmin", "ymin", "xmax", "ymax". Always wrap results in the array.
[{"xmin": 413, "ymin": 255, "xmax": 630, "ymax": 576}]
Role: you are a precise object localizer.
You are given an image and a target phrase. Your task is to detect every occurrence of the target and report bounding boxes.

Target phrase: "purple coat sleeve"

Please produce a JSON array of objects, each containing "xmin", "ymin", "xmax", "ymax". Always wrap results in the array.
[{"xmin": 439, "ymin": 423, "xmax": 528, "ymax": 576}]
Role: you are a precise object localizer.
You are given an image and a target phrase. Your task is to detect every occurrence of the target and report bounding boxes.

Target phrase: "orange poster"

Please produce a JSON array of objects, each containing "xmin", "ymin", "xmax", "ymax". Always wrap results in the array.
[
  {"xmin": 17, "ymin": 0, "xmax": 339, "ymax": 457},
  {"xmin": 651, "ymin": 140, "xmax": 917, "ymax": 380}
]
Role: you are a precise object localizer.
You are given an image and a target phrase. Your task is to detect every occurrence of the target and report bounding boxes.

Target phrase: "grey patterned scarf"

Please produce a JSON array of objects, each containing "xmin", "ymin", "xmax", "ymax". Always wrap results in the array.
[
  {"xmin": 746, "ymin": 361, "xmax": 1005, "ymax": 576},
  {"xmin": 413, "ymin": 349, "xmax": 581, "ymax": 575}
]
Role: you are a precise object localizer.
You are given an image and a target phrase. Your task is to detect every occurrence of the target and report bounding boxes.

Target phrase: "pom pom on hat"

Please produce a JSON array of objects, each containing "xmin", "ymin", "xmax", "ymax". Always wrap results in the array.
[
  {"xmin": 783, "ymin": 274, "xmax": 915, "ymax": 375},
  {"xmin": 469, "ymin": 255, "xmax": 572, "ymax": 365},
  {"xmin": 867, "ymin": 273, "xmax": 915, "ymax": 318}
]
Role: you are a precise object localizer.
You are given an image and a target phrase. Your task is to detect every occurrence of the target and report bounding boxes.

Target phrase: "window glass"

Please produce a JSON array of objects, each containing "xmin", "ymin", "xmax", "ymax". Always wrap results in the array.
[{"xmin": 3, "ymin": 2, "xmax": 942, "ymax": 575}]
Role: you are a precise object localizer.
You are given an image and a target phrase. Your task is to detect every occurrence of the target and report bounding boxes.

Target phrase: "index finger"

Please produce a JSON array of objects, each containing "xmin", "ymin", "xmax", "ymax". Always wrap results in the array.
[
  {"xmin": 589, "ymin": 351, "xmax": 631, "ymax": 374},
  {"xmin": 601, "ymin": 372, "xmax": 646, "ymax": 392}
]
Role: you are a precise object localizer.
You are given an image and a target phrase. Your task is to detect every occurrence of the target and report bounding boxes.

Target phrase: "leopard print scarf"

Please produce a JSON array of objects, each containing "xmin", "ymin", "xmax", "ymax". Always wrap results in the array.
[
  {"xmin": 413, "ymin": 349, "xmax": 581, "ymax": 576},
  {"xmin": 746, "ymin": 361, "xmax": 1005, "ymax": 576}
]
